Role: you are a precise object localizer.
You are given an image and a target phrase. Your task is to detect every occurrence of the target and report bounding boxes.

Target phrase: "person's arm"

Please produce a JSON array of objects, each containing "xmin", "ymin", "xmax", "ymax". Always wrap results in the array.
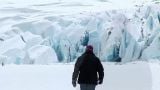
[
  {"xmin": 72, "ymin": 57, "xmax": 82, "ymax": 87},
  {"xmin": 97, "ymin": 59, "xmax": 104, "ymax": 84}
]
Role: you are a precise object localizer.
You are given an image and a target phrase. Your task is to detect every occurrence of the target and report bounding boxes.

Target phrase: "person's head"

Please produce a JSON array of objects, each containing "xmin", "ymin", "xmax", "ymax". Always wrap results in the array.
[{"xmin": 85, "ymin": 45, "xmax": 93, "ymax": 53}]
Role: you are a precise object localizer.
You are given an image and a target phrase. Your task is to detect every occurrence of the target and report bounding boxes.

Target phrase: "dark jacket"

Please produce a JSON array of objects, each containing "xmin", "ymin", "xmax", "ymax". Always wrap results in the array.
[{"xmin": 72, "ymin": 51, "xmax": 104, "ymax": 85}]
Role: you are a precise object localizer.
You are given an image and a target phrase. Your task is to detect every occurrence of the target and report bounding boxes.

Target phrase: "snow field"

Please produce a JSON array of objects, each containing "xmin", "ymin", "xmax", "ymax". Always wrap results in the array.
[{"xmin": 0, "ymin": 62, "xmax": 159, "ymax": 90}]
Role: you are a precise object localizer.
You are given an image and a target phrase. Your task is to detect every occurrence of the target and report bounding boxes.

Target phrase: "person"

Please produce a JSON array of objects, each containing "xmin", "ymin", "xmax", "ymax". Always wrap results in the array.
[{"xmin": 72, "ymin": 45, "xmax": 104, "ymax": 90}]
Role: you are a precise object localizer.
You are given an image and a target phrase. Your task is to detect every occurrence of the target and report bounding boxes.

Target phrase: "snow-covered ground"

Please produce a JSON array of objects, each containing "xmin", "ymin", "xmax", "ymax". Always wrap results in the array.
[{"xmin": 0, "ymin": 62, "xmax": 160, "ymax": 90}]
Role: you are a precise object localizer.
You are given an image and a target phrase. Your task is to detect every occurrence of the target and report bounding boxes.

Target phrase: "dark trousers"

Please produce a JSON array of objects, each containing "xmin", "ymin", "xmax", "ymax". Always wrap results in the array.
[{"xmin": 80, "ymin": 84, "xmax": 96, "ymax": 90}]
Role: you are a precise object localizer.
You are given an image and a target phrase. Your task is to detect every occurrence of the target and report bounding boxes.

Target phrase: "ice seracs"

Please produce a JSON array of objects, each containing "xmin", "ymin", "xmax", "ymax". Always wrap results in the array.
[
  {"xmin": 27, "ymin": 45, "xmax": 58, "ymax": 64},
  {"xmin": 0, "ymin": 0, "xmax": 160, "ymax": 64}
]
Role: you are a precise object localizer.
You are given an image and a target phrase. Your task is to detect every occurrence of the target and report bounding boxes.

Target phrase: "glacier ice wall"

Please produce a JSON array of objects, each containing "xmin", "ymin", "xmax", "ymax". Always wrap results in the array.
[{"xmin": 0, "ymin": 3, "xmax": 160, "ymax": 64}]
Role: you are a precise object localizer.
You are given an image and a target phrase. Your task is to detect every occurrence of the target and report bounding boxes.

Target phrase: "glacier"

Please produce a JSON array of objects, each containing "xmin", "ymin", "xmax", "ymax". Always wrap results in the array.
[{"xmin": 0, "ymin": 0, "xmax": 160, "ymax": 64}]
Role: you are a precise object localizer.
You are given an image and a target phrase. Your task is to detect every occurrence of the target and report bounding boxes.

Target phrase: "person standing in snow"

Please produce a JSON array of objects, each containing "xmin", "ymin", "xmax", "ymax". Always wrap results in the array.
[{"xmin": 72, "ymin": 45, "xmax": 104, "ymax": 90}]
